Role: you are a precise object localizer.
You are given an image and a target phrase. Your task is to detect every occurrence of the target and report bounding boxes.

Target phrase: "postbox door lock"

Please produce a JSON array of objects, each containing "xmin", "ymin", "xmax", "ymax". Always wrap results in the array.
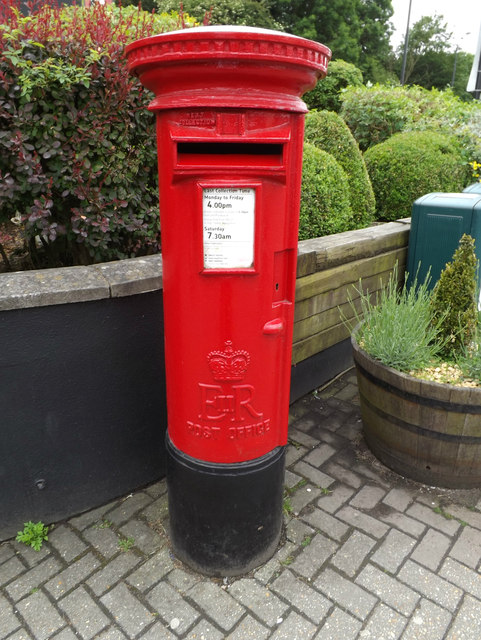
[{"xmin": 262, "ymin": 318, "xmax": 285, "ymax": 335}]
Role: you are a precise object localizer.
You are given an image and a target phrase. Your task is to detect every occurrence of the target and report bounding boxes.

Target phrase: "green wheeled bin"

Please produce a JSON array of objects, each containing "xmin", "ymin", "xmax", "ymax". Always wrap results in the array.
[
  {"xmin": 407, "ymin": 192, "xmax": 481, "ymax": 290},
  {"xmin": 464, "ymin": 183, "xmax": 481, "ymax": 194}
]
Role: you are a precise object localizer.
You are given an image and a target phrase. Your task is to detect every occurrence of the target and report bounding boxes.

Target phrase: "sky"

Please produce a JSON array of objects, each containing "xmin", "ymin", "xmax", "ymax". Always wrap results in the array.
[{"xmin": 390, "ymin": 0, "xmax": 481, "ymax": 55}]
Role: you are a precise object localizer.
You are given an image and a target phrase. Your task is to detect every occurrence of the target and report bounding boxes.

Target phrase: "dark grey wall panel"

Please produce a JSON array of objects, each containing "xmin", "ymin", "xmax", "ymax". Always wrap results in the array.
[
  {"xmin": 290, "ymin": 339, "xmax": 353, "ymax": 403},
  {"xmin": 0, "ymin": 291, "xmax": 166, "ymax": 540}
]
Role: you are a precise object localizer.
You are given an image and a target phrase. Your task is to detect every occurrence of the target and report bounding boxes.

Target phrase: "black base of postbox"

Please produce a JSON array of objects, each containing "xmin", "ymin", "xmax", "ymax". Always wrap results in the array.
[{"xmin": 166, "ymin": 436, "xmax": 285, "ymax": 576}]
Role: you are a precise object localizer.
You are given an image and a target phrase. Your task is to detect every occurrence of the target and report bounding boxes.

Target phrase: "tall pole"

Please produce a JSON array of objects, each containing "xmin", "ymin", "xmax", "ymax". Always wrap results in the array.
[
  {"xmin": 451, "ymin": 46, "xmax": 459, "ymax": 87},
  {"xmin": 400, "ymin": 0, "xmax": 413, "ymax": 85}
]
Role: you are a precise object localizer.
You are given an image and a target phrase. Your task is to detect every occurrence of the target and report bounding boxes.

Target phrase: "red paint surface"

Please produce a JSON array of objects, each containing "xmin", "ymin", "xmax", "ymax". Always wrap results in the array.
[{"xmin": 126, "ymin": 27, "xmax": 331, "ymax": 462}]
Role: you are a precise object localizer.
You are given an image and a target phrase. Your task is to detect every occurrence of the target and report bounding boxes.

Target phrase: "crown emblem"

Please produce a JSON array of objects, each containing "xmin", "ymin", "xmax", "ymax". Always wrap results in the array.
[{"xmin": 207, "ymin": 341, "xmax": 250, "ymax": 381}]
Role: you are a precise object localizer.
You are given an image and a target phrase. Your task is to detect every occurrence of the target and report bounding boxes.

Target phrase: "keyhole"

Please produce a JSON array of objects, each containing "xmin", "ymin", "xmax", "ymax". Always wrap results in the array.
[{"xmin": 275, "ymin": 283, "xmax": 279, "ymax": 291}]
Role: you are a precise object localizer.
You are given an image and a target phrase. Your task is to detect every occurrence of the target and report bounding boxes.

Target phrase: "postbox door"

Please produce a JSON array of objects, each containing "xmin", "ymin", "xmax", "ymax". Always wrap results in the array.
[{"xmin": 158, "ymin": 110, "xmax": 304, "ymax": 464}]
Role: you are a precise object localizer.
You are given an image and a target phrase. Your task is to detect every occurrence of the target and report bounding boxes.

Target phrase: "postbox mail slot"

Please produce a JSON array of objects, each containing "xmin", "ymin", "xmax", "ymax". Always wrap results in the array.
[{"xmin": 177, "ymin": 142, "xmax": 284, "ymax": 167}]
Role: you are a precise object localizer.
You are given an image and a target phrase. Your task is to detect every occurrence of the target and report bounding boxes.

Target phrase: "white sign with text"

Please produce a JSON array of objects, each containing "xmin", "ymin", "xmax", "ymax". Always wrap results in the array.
[{"xmin": 203, "ymin": 187, "xmax": 255, "ymax": 269}]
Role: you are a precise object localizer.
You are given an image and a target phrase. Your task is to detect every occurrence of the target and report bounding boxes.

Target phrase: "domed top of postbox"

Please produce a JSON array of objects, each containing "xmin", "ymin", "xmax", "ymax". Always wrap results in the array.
[{"xmin": 125, "ymin": 26, "xmax": 331, "ymax": 112}]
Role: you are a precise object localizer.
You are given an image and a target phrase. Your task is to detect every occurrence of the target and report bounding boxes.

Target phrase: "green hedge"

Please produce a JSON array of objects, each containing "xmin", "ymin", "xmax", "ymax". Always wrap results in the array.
[
  {"xmin": 304, "ymin": 110, "xmax": 375, "ymax": 228},
  {"xmin": 0, "ymin": 2, "xmax": 195, "ymax": 268},
  {"xmin": 299, "ymin": 143, "xmax": 353, "ymax": 239},
  {"xmin": 341, "ymin": 84, "xmax": 481, "ymax": 159},
  {"xmin": 341, "ymin": 84, "xmax": 417, "ymax": 152},
  {"xmin": 365, "ymin": 131, "xmax": 470, "ymax": 221}
]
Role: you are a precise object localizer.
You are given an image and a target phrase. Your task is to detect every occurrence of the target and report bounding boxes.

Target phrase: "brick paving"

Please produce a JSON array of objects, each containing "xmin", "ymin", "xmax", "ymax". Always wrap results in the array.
[{"xmin": 2, "ymin": 369, "xmax": 481, "ymax": 639}]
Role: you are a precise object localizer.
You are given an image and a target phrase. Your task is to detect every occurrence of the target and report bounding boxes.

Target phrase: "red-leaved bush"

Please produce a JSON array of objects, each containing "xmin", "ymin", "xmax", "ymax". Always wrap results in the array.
[{"xmin": 0, "ymin": 0, "xmax": 195, "ymax": 267}]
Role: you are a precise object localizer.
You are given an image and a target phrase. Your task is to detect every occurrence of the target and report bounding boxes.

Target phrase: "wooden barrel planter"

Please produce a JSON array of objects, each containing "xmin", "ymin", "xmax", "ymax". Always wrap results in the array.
[{"xmin": 352, "ymin": 333, "xmax": 481, "ymax": 489}]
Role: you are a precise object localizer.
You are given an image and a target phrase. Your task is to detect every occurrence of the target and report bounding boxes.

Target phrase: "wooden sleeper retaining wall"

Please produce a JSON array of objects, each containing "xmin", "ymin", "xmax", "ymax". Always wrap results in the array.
[
  {"xmin": 290, "ymin": 219, "xmax": 410, "ymax": 400},
  {"xmin": 0, "ymin": 219, "xmax": 410, "ymax": 539}
]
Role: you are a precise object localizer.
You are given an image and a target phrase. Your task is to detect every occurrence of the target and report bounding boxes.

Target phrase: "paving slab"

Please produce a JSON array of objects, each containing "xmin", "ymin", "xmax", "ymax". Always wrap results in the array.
[{"xmin": 2, "ymin": 368, "xmax": 481, "ymax": 639}]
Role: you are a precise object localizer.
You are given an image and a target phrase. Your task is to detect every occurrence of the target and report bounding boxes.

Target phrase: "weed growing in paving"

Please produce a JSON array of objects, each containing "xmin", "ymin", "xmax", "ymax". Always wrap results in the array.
[
  {"xmin": 433, "ymin": 506, "xmax": 467, "ymax": 526},
  {"xmin": 118, "ymin": 536, "xmax": 135, "ymax": 552},
  {"xmin": 284, "ymin": 479, "xmax": 307, "ymax": 497},
  {"xmin": 16, "ymin": 521, "xmax": 49, "ymax": 551},
  {"xmin": 282, "ymin": 498, "xmax": 293, "ymax": 516}
]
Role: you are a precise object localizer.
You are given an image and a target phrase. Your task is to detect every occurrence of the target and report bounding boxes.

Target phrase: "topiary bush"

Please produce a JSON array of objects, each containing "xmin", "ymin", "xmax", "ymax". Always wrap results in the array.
[
  {"xmin": 0, "ymin": 1, "xmax": 196, "ymax": 268},
  {"xmin": 303, "ymin": 59, "xmax": 363, "ymax": 113},
  {"xmin": 304, "ymin": 110, "xmax": 375, "ymax": 228},
  {"xmin": 299, "ymin": 143, "xmax": 353, "ymax": 240},
  {"xmin": 430, "ymin": 234, "xmax": 478, "ymax": 360},
  {"xmin": 364, "ymin": 131, "xmax": 471, "ymax": 221}
]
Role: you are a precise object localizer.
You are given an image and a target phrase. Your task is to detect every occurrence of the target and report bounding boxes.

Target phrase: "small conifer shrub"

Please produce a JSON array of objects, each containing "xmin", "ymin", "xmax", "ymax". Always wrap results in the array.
[{"xmin": 430, "ymin": 234, "xmax": 478, "ymax": 360}]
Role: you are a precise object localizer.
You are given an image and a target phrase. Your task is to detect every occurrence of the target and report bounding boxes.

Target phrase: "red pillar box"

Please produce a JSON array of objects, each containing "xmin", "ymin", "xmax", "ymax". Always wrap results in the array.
[{"xmin": 126, "ymin": 26, "xmax": 330, "ymax": 576}]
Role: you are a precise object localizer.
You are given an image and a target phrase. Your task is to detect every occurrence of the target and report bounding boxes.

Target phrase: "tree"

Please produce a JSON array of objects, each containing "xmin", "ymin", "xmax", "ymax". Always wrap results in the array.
[
  {"xmin": 357, "ymin": 0, "xmax": 394, "ymax": 82},
  {"xmin": 405, "ymin": 49, "xmax": 474, "ymax": 99},
  {"xmin": 269, "ymin": 0, "xmax": 362, "ymax": 63},
  {"xmin": 451, "ymin": 51, "xmax": 475, "ymax": 100},
  {"xmin": 155, "ymin": 0, "xmax": 280, "ymax": 30},
  {"xmin": 154, "ymin": 0, "xmax": 395, "ymax": 83},
  {"xmin": 155, "ymin": 0, "xmax": 393, "ymax": 82},
  {"xmin": 269, "ymin": 0, "xmax": 394, "ymax": 82},
  {"xmin": 396, "ymin": 14, "xmax": 452, "ymax": 85}
]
